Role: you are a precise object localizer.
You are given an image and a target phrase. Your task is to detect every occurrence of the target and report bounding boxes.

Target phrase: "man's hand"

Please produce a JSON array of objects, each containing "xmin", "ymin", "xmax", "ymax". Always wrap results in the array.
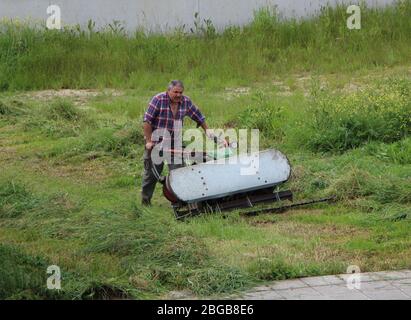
[
  {"xmin": 145, "ymin": 141, "xmax": 155, "ymax": 150},
  {"xmin": 206, "ymin": 131, "xmax": 229, "ymax": 148},
  {"xmin": 221, "ymin": 139, "xmax": 229, "ymax": 148}
]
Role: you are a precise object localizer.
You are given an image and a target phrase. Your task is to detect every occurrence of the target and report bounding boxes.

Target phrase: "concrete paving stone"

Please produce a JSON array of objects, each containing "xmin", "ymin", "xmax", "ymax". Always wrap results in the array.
[
  {"xmin": 362, "ymin": 289, "xmax": 411, "ymax": 300},
  {"xmin": 326, "ymin": 293, "xmax": 370, "ymax": 300},
  {"xmin": 337, "ymin": 273, "xmax": 380, "ymax": 283},
  {"xmin": 312, "ymin": 284, "xmax": 359, "ymax": 296},
  {"xmin": 372, "ymin": 270, "xmax": 411, "ymax": 281},
  {"xmin": 298, "ymin": 295, "xmax": 334, "ymax": 300},
  {"xmin": 390, "ymin": 284, "xmax": 411, "ymax": 297},
  {"xmin": 268, "ymin": 279, "xmax": 308, "ymax": 290},
  {"xmin": 353, "ymin": 273, "xmax": 384, "ymax": 282},
  {"xmin": 276, "ymin": 287, "xmax": 324, "ymax": 300},
  {"xmin": 357, "ymin": 281, "xmax": 399, "ymax": 291},
  {"xmin": 238, "ymin": 270, "xmax": 411, "ymax": 300},
  {"xmin": 397, "ymin": 289, "xmax": 411, "ymax": 298},
  {"xmin": 240, "ymin": 295, "xmax": 265, "ymax": 301},
  {"xmin": 250, "ymin": 285, "xmax": 273, "ymax": 292},
  {"xmin": 301, "ymin": 275, "xmax": 344, "ymax": 287},
  {"xmin": 242, "ymin": 291, "xmax": 284, "ymax": 300},
  {"xmin": 391, "ymin": 278, "xmax": 411, "ymax": 285}
]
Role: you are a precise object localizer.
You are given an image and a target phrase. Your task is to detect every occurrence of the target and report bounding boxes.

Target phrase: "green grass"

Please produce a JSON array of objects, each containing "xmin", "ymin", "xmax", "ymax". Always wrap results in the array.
[
  {"xmin": 1, "ymin": 72, "xmax": 410, "ymax": 298},
  {"xmin": 1, "ymin": 1, "xmax": 411, "ymax": 300},
  {"xmin": 0, "ymin": 243, "xmax": 62, "ymax": 299}
]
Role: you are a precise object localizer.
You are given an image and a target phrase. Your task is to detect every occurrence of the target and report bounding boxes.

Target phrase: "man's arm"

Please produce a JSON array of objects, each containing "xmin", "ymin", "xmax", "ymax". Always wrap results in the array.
[
  {"xmin": 143, "ymin": 96, "xmax": 159, "ymax": 150},
  {"xmin": 187, "ymin": 101, "xmax": 228, "ymax": 147},
  {"xmin": 143, "ymin": 122, "xmax": 154, "ymax": 150},
  {"xmin": 200, "ymin": 121, "xmax": 209, "ymax": 132},
  {"xmin": 200, "ymin": 121, "xmax": 229, "ymax": 147}
]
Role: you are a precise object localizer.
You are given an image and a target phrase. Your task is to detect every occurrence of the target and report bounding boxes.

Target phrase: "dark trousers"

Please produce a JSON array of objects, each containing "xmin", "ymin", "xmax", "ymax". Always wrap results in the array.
[{"xmin": 141, "ymin": 148, "xmax": 184, "ymax": 202}]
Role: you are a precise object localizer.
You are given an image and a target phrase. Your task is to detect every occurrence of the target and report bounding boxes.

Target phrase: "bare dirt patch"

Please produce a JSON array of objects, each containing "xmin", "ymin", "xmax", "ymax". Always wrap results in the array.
[
  {"xmin": 0, "ymin": 146, "xmax": 17, "ymax": 162},
  {"xmin": 20, "ymin": 89, "xmax": 124, "ymax": 106},
  {"xmin": 272, "ymin": 80, "xmax": 293, "ymax": 96},
  {"xmin": 224, "ymin": 87, "xmax": 251, "ymax": 100}
]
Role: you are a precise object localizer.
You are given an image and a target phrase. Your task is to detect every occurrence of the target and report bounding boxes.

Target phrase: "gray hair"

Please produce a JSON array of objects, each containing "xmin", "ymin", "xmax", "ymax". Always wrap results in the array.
[{"xmin": 168, "ymin": 80, "xmax": 184, "ymax": 91}]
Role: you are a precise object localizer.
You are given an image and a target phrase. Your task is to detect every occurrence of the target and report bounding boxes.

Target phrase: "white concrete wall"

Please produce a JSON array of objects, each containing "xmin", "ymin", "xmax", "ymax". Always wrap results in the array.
[{"xmin": 0, "ymin": 0, "xmax": 396, "ymax": 33}]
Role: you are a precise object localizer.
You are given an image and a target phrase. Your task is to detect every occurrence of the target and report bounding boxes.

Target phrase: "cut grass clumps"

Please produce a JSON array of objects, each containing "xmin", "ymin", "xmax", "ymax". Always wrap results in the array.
[
  {"xmin": 0, "ymin": 180, "xmax": 80, "ymax": 220},
  {"xmin": 365, "ymin": 138, "xmax": 411, "ymax": 165},
  {"xmin": 0, "ymin": 180, "xmax": 41, "ymax": 219},
  {"xmin": 84, "ymin": 210, "xmax": 209, "ymax": 264},
  {"xmin": 0, "ymin": 243, "xmax": 96, "ymax": 300},
  {"xmin": 325, "ymin": 167, "xmax": 411, "ymax": 205},
  {"xmin": 371, "ymin": 176, "xmax": 411, "ymax": 205},
  {"xmin": 0, "ymin": 244, "xmax": 62, "ymax": 299},
  {"xmin": 81, "ymin": 124, "xmax": 143, "ymax": 158},
  {"xmin": 326, "ymin": 167, "xmax": 373, "ymax": 201},
  {"xmin": 145, "ymin": 262, "xmax": 251, "ymax": 296},
  {"xmin": 247, "ymin": 258, "xmax": 343, "ymax": 281},
  {"xmin": 79, "ymin": 282, "xmax": 131, "ymax": 300},
  {"xmin": 0, "ymin": 99, "xmax": 29, "ymax": 117},
  {"xmin": 83, "ymin": 209, "xmax": 250, "ymax": 296},
  {"xmin": 187, "ymin": 266, "xmax": 251, "ymax": 296},
  {"xmin": 41, "ymin": 99, "xmax": 96, "ymax": 137},
  {"xmin": 303, "ymin": 79, "xmax": 411, "ymax": 153},
  {"xmin": 43, "ymin": 121, "xmax": 144, "ymax": 159},
  {"xmin": 20, "ymin": 98, "xmax": 96, "ymax": 138},
  {"xmin": 45, "ymin": 99, "xmax": 82, "ymax": 121}
]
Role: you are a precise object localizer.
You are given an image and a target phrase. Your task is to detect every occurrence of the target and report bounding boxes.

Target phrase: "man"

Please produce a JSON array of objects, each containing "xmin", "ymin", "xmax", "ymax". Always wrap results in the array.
[{"xmin": 141, "ymin": 80, "xmax": 225, "ymax": 206}]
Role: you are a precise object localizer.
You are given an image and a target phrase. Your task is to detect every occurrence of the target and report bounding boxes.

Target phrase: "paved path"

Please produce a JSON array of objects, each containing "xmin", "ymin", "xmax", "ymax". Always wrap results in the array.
[{"xmin": 236, "ymin": 270, "xmax": 411, "ymax": 300}]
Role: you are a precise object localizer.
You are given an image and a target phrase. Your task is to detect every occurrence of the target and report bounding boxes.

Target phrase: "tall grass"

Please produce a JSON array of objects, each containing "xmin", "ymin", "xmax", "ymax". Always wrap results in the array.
[
  {"xmin": 237, "ymin": 91, "xmax": 285, "ymax": 143},
  {"xmin": 300, "ymin": 78, "xmax": 411, "ymax": 152},
  {"xmin": 1, "ymin": 1, "xmax": 411, "ymax": 90}
]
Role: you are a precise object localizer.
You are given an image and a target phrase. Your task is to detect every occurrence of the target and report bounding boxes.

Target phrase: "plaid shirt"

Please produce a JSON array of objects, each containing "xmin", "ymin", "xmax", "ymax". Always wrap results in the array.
[{"xmin": 143, "ymin": 92, "xmax": 205, "ymax": 144}]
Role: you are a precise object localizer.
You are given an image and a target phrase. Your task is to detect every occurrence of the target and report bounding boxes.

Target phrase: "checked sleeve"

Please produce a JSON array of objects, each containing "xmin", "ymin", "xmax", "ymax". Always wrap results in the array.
[{"xmin": 143, "ymin": 96, "xmax": 159, "ymax": 125}]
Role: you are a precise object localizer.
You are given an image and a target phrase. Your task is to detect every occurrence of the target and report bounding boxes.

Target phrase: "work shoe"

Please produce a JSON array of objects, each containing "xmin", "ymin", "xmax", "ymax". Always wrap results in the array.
[{"xmin": 141, "ymin": 199, "xmax": 152, "ymax": 207}]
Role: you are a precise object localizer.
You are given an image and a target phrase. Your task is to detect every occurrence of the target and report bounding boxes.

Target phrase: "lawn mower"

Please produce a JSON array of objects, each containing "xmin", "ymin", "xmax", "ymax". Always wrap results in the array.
[{"xmin": 154, "ymin": 147, "xmax": 334, "ymax": 220}]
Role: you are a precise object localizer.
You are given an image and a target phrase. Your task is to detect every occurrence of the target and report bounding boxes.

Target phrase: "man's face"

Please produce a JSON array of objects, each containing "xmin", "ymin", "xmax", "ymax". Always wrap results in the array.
[{"xmin": 168, "ymin": 86, "xmax": 184, "ymax": 103}]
